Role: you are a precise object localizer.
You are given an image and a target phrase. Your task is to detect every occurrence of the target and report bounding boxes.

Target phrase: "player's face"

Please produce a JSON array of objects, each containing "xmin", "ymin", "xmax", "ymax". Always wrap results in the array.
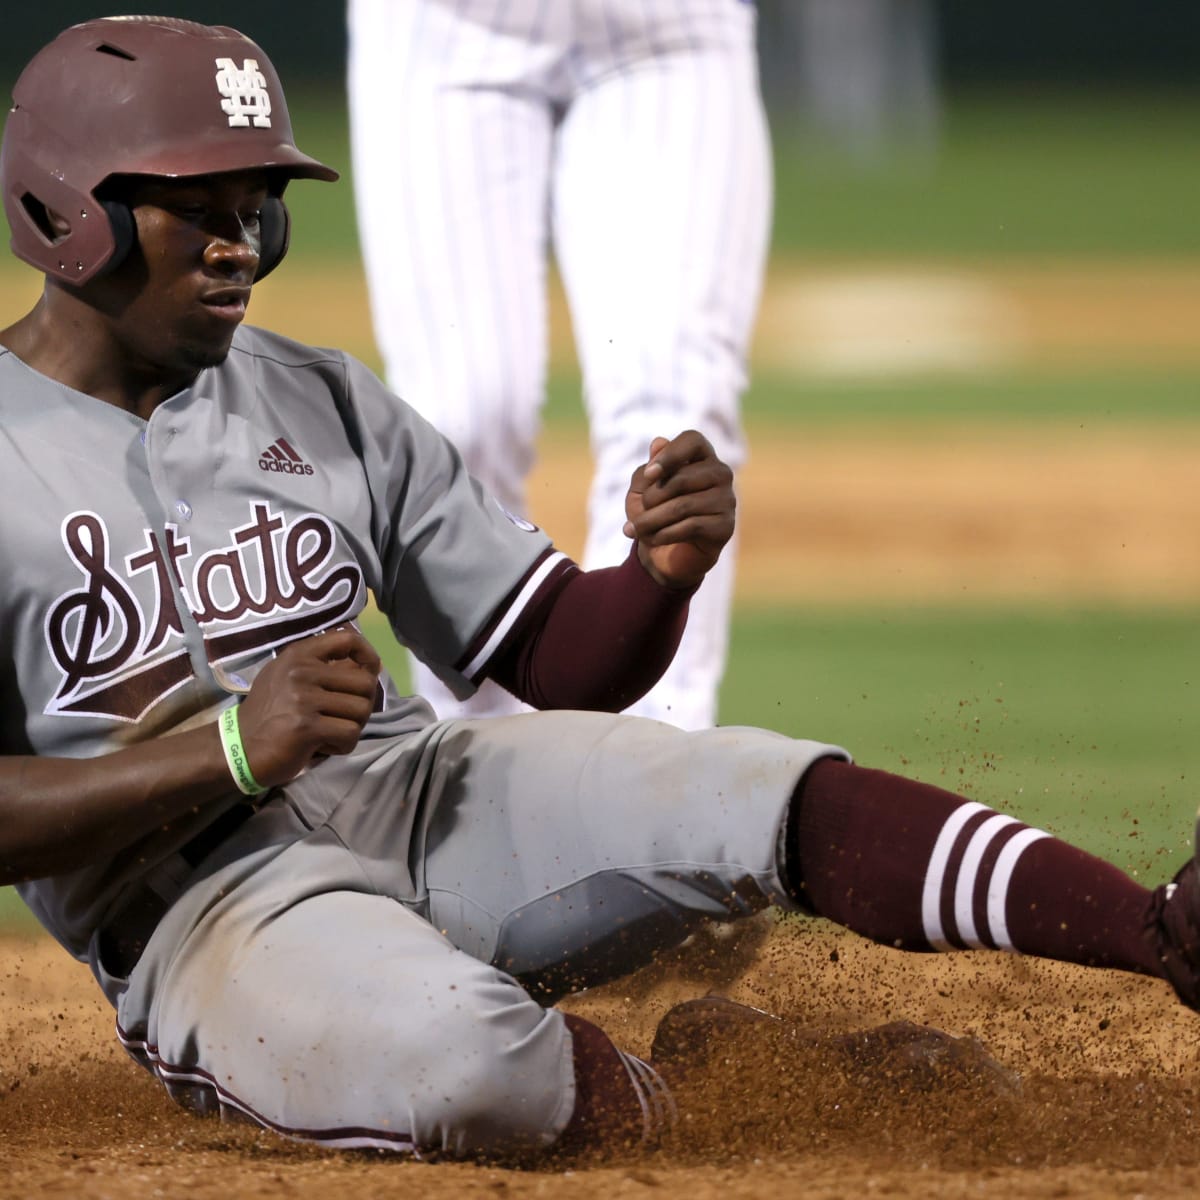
[{"xmin": 99, "ymin": 170, "xmax": 270, "ymax": 376}]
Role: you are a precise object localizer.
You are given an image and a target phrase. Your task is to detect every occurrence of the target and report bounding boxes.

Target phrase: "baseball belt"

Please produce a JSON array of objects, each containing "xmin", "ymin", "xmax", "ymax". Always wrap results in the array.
[{"xmin": 96, "ymin": 801, "xmax": 257, "ymax": 978}]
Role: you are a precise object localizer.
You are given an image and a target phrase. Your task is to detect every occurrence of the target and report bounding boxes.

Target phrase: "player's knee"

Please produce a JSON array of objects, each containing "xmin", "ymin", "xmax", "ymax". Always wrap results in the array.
[{"xmin": 399, "ymin": 992, "xmax": 575, "ymax": 1155}]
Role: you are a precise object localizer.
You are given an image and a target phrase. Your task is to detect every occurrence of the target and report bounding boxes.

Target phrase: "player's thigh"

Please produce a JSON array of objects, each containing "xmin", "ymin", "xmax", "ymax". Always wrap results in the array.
[
  {"xmin": 551, "ymin": 40, "xmax": 771, "ymax": 445},
  {"xmin": 130, "ymin": 833, "xmax": 574, "ymax": 1153},
  {"xmin": 348, "ymin": 0, "xmax": 555, "ymax": 482},
  {"xmin": 418, "ymin": 712, "xmax": 844, "ymax": 987}
]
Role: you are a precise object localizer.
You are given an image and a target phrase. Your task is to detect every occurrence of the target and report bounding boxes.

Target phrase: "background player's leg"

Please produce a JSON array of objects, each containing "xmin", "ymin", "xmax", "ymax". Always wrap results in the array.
[
  {"xmin": 551, "ymin": 3, "xmax": 773, "ymax": 729},
  {"xmin": 348, "ymin": 0, "xmax": 559, "ymax": 718}
]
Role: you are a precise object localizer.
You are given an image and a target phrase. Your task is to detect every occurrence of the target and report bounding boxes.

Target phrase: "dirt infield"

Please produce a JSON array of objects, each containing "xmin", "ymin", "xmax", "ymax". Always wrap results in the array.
[
  {"xmin": 5, "ymin": 921, "xmax": 1200, "ymax": 1198},
  {"xmin": 238, "ymin": 258, "xmax": 1200, "ymax": 373},
  {"xmin": 531, "ymin": 422, "xmax": 1200, "ymax": 605}
]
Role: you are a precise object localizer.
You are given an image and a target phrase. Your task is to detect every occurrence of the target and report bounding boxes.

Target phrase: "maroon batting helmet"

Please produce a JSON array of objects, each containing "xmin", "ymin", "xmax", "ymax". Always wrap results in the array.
[{"xmin": 0, "ymin": 16, "xmax": 338, "ymax": 284}]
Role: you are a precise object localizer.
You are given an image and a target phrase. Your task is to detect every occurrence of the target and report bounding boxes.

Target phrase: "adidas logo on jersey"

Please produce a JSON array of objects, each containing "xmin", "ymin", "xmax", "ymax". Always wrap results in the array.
[{"xmin": 258, "ymin": 437, "xmax": 314, "ymax": 475}]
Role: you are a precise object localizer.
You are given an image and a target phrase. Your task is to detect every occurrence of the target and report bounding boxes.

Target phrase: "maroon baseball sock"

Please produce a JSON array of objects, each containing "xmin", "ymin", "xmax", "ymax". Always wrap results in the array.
[
  {"xmin": 555, "ymin": 1014, "xmax": 675, "ymax": 1154},
  {"xmin": 789, "ymin": 757, "xmax": 1161, "ymax": 978}
]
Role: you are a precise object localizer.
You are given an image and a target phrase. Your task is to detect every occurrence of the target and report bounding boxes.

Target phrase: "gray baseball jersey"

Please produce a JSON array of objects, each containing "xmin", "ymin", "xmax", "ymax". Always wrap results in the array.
[
  {"xmin": 0, "ymin": 329, "xmax": 845, "ymax": 1153},
  {"xmin": 0, "ymin": 325, "xmax": 559, "ymax": 950}
]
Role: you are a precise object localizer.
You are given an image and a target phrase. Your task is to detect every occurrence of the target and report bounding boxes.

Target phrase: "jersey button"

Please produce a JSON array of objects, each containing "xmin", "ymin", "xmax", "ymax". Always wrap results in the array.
[{"xmin": 175, "ymin": 500, "xmax": 193, "ymax": 521}]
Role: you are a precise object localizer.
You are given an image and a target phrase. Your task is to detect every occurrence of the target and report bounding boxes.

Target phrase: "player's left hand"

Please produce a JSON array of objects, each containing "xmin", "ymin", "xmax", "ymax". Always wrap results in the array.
[{"xmin": 624, "ymin": 430, "xmax": 735, "ymax": 590}]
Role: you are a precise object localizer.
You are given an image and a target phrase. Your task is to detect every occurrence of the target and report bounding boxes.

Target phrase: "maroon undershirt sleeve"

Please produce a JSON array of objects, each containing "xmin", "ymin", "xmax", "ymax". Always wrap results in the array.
[{"xmin": 486, "ymin": 547, "xmax": 693, "ymax": 712}]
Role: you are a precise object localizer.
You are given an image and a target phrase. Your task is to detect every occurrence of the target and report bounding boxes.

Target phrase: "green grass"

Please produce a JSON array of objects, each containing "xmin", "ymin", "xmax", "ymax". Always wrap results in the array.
[
  {"xmin": 276, "ymin": 85, "xmax": 363, "ymax": 259},
  {"xmin": 542, "ymin": 366, "xmax": 1200, "ymax": 429},
  {"xmin": 720, "ymin": 605, "xmax": 1198, "ymax": 878},
  {"xmin": 769, "ymin": 90, "xmax": 1200, "ymax": 259},
  {"xmin": 2, "ymin": 87, "xmax": 1195, "ymax": 282},
  {"xmin": 269, "ymin": 88, "xmax": 1200, "ymax": 264},
  {"xmin": 740, "ymin": 368, "xmax": 1200, "ymax": 427},
  {"xmin": 0, "ymin": 888, "xmax": 38, "ymax": 930}
]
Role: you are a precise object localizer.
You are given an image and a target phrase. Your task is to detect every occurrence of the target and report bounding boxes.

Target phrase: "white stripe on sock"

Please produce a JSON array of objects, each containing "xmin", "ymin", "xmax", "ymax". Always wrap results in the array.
[
  {"xmin": 953, "ymin": 813, "xmax": 1021, "ymax": 947},
  {"xmin": 987, "ymin": 827, "xmax": 1052, "ymax": 951},
  {"xmin": 921, "ymin": 801, "xmax": 989, "ymax": 950}
]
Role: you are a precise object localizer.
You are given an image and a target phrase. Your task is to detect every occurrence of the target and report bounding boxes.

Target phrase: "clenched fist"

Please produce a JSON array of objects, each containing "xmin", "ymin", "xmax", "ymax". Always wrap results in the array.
[
  {"xmin": 623, "ymin": 430, "xmax": 736, "ymax": 590},
  {"xmin": 236, "ymin": 627, "xmax": 382, "ymax": 787}
]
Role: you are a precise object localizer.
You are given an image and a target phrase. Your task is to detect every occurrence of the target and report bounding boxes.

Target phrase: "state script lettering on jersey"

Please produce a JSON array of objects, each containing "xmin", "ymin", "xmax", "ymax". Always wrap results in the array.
[{"xmin": 44, "ymin": 502, "xmax": 362, "ymax": 722}]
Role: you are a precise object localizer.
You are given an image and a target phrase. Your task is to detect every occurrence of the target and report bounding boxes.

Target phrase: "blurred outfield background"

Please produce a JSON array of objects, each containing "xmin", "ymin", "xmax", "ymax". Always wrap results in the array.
[{"xmin": 0, "ymin": 3, "xmax": 1198, "ymax": 931}]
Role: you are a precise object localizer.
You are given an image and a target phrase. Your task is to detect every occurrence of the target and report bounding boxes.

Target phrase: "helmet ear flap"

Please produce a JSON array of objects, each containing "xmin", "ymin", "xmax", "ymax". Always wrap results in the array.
[
  {"xmin": 254, "ymin": 195, "xmax": 290, "ymax": 281},
  {"xmin": 97, "ymin": 198, "xmax": 137, "ymax": 278}
]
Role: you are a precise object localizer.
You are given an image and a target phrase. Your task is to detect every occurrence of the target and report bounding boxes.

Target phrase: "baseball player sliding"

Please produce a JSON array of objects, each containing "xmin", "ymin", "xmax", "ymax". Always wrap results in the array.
[
  {"xmin": 3, "ymin": 16, "xmax": 1200, "ymax": 1160},
  {"xmin": 347, "ymin": 0, "xmax": 772, "ymax": 729}
]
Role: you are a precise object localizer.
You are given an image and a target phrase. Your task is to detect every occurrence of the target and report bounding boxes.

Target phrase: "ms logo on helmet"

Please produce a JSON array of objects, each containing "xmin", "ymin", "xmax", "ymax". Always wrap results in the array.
[{"xmin": 215, "ymin": 57, "xmax": 272, "ymax": 129}]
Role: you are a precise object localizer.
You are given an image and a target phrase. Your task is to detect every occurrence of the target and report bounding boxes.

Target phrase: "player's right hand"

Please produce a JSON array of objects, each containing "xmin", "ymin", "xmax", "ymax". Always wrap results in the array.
[{"xmin": 234, "ymin": 628, "xmax": 382, "ymax": 787}]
